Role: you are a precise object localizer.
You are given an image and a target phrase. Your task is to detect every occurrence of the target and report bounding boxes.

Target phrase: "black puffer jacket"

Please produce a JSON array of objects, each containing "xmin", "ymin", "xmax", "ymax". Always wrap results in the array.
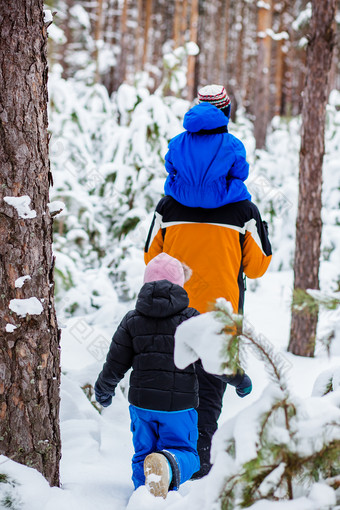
[{"xmin": 95, "ymin": 280, "xmax": 200, "ymax": 412}]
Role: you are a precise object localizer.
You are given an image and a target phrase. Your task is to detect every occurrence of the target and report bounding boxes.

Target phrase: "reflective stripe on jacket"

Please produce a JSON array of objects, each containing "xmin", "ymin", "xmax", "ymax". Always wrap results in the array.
[{"xmin": 144, "ymin": 196, "xmax": 272, "ymax": 314}]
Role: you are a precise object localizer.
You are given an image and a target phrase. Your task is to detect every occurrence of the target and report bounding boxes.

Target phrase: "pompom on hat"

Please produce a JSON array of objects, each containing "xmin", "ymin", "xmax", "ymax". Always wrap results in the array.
[
  {"xmin": 197, "ymin": 84, "xmax": 231, "ymax": 109},
  {"xmin": 144, "ymin": 253, "xmax": 187, "ymax": 287}
]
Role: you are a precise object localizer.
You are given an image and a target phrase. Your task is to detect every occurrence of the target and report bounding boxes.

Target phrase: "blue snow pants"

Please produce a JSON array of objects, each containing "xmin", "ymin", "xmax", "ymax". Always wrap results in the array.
[{"xmin": 129, "ymin": 405, "xmax": 200, "ymax": 490}]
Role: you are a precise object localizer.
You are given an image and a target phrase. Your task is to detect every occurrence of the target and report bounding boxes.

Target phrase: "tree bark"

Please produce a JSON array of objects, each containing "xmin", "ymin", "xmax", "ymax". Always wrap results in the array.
[
  {"xmin": 173, "ymin": 0, "xmax": 182, "ymax": 48},
  {"xmin": 187, "ymin": 0, "xmax": 199, "ymax": 100},
  {"xmin": 0, "ymin": 0, "xmax": 61, "ymax": 485},
  {"xmin": 93, "ymin": 0, "xmax": 104, "ymax": 83},
  {"xmin": 134, "ymin": 0, "xmax": 144, "ymax": 73},
  {"xmin": 142, "ymin": 0, "xmax": 152, "ymax": 69},
  {"xmin": 288, "ymin": 0, "xmax": 336, "ymax": 357},
  {"xmin": 119, "ymin": 0, "xmax": 129, "ymax": 83},
  {"xmin": 60, "ymin": 0, "xmax": 73, "ymax": 80},
  {"xmin": 180, "ymin": 0, "xmax": 188, "ymax": 47},
  {"xmin": 274, "ymin": 38, "xmax": 284, "ymax": 116},
  {"xmin": 235, "ymin": 0, "xmax": 245, "ymax": 102},
  {"xmin": 254, "ymin": 0, "xmax": 273, "ymax": 149},
  {"xmin": 222, "ymin": 0, "xmax": 231, "ymax": 84},
  {"xmin": 273, "ymin": 0, "xmax": 289, "ymax": 117}
]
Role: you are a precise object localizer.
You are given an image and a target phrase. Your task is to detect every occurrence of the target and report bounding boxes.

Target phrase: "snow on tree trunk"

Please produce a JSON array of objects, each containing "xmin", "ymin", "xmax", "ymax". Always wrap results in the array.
[
  {"xmin": 187, "ymin": 0, "xmax": 199, "ymax": 100},
  {"xmin": 254, "ymin": 0, "xmax": 273, "ymax": 149},
  {"xmin": 0, "ymin": 0, "xmax": 61, "ymax": 486},
  {"xmin": 288, "ymin": 0, "xmax": 336, "ymax": 357}
]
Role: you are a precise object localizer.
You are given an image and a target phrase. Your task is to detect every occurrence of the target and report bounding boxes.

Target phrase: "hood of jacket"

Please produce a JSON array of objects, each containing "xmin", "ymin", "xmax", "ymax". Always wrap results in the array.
[
  {"xmin": 136, "ymin": 280, "xmax": 189, "ymax": 318},
  {"xmin": 163, "ymin": 103, "xmax": 251, "ymax": 208},
  {"xmin": 183, "ymin": 102, "xmax": 229, "ymax": 132}
]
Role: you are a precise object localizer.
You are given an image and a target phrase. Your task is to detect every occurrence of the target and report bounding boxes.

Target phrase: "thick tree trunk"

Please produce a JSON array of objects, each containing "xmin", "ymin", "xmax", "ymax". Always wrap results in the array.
[
  {"xmin": 288, "ymin": 0, "xmax": 336, "ymax": 357},
  {"xmin": 0, "ymin": 0, "xmax": 61, "ymax": 485}
]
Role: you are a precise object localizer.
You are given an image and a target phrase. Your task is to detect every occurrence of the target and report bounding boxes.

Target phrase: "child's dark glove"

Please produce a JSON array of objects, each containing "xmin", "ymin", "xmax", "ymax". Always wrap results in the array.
[
  {"xmin": 94, "ymin": 385, "xmax": 114, "ymax": 407},
  {"xmin": 236, "ymin": 374, "xmax": 252, "ymax": 398}
]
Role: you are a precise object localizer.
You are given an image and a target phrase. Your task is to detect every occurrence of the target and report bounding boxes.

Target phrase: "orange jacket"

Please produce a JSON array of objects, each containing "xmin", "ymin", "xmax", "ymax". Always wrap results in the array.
[{"xmin": 144, "ymin": 197, "xmax": 272, "ymax": 313}]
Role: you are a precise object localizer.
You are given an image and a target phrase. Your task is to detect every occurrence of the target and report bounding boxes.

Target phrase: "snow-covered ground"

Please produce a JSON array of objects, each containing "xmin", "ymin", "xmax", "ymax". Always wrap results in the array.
[
  {"xmin": 1, "ymin": 266, "xmax": 339, "ymax": 510},
  {"xmin": 1, "ymin": 78, "xmax": 340, "ymax": 509}
]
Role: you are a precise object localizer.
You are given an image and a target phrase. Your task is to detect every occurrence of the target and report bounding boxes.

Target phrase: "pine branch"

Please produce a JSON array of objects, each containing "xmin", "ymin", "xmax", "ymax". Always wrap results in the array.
[
  {"xmin": 325, "ymin": 475, "xmax": 340, "ymax": 490},
  {"xmin": 241, "ymin": 329, "xmax": 289, "ymax": 396}
]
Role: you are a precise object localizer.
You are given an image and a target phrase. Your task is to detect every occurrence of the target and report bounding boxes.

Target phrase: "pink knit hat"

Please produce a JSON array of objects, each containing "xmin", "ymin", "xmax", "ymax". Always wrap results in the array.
[{"xmin": 144, "ymin": 253, "xmax": 185, "ymax": 287}]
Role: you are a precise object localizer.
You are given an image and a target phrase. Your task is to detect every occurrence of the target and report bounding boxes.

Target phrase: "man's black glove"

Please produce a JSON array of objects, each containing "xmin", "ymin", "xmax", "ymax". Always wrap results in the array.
[
  {"xmin": 235, "ymin": 373, "xmax": 252, "ymax": 398},
  {"xmin": 262, "ymin": 220, "xmax": 269, "ymax": 235}
]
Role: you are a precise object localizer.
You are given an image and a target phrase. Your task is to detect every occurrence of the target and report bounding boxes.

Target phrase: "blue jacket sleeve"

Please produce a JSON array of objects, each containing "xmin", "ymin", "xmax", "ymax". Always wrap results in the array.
[
  {"xmin": 95, "ymin": 313, "xmax": 134, "ymax": 396},
  {"xmin": 164, "ymin": 148, "xmax": 176, "ymax": 176},
  {"xmin": 228, "ymin": 136, "xmax": 249, "ymax": 182}
]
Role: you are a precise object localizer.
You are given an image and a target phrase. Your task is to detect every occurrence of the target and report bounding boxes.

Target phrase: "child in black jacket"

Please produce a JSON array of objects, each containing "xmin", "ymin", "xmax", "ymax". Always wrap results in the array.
[{"xmin": 95, "ymin": 253, "xmax": 252, "ymax": 498}]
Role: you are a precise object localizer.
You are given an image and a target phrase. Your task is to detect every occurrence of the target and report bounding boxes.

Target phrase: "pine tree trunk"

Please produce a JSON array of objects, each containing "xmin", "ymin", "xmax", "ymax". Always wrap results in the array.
[
  {"xmin": 222, "ymin": 0, "xmax": 231, "ymax": 84},
  {"xmin": 274, "ymin": 38, "xmax": 284, "ymax": 116},
  {"xmin": 187, "ymin": 0, "xmax": 199, "ymax": 100},
  {"xmin": 254, "ymin": 0, "xmax": 273, "ymax": 149},
  {"xmin": 60, "ymin": 0, "xmax": 73, "ymax": 80},
  {"xmin": 243, "ymin": 0, "xmax": 259, "ymax": 118},
  {"xmin": 173, "ymin": 0, "xmax": 182, "ymax": 48},
  {"xmin": 288, "ymin": 0, "xmax": 336, "ymax": 357},
  {"xmin": 142, "ymin": 0, "xmax": 152, "ymax": 69},
  {"xmin": 0, "ymin": 0, "xmax": 61, "ymax": 486},
  {"xmin": 206, "ymin": 0, "xmax": 219, "ymax": 83},
  {"xmin": 180, "ymin": 0, "xmax": 188, "ymax": 47},
  {"xmin": 235, "ymin": 0, "xmax": 245, "ymax": 101},
  {"xmin": 94, "ymin": 0, "xmax": 104, "ymax": 83},
  {"xmin": 134, "ymin": 0, "xmax": 144, "ymax": 73},
  {"xmin": 109, "ymin": 0, "xmax": 121, "ymax": 93},
  {"xmin": 119, "ymin": 0, "xmax": 129, "ymax": 83}
]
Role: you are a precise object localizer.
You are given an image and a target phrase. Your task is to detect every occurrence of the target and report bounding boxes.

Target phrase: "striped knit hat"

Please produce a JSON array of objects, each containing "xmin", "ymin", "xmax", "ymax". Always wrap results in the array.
[{"xmin": 197, "ymin": 84, "xmax": 231, "ymax": 109}]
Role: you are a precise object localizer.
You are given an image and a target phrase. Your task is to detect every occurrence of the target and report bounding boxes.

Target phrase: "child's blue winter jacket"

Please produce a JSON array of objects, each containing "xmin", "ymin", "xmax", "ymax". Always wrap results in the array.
[{"xmin": 164, "ymin": 102, "xmax": 251, "ymax": 208}]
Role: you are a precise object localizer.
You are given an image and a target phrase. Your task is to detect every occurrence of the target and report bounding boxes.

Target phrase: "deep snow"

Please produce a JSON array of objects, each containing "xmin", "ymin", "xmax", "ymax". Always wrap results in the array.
[
  {"xmin": 1, "ymin": 265, "xmax": 339, "ymax": 510},
  {"xmin": 1, "ymin": 80, "xmax": 340, "ymax": 509}
]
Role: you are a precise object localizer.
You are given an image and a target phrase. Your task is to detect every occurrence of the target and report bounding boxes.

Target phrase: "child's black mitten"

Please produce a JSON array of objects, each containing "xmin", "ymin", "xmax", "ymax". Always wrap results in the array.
[{"xmin": 94, "ymin": 383, "xmax": 114, "ymax": 407}]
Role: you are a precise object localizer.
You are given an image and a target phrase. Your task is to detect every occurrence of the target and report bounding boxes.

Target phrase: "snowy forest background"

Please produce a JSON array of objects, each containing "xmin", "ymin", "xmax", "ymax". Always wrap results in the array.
[{"xmin": 1, "ymin": 0, "xmax": 340, "ymax": 509}]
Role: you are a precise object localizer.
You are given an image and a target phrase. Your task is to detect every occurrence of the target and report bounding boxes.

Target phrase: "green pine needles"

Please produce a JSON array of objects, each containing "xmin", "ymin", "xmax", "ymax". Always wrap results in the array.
[
  {"xmin": 0, "ymin": 474, "xmax": 21, "ymax": 510},
  {"xmin": 211, "ymin": 300, "xmax": 340, "ymax": 509}
]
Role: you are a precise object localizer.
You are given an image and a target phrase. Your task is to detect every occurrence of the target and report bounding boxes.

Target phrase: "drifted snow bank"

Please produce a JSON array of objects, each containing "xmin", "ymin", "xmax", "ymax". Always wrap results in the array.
[
  {"xmin": 175, "ymin": 300, "xmax": 340, "ymax": 510},
  {"xmin": 174, "ymin": 308, "xmax": 229, "ymax": 375},
  {"xmin": 1, "ymin": 314, "xmax": 340, "ymax": 510}
]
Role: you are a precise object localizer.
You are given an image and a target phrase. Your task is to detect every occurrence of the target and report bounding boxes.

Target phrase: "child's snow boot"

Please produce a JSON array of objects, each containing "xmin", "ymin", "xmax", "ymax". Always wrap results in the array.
[{"xmin": 144, "ymin": 452, "xmax": 171, "ymax": 499}]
